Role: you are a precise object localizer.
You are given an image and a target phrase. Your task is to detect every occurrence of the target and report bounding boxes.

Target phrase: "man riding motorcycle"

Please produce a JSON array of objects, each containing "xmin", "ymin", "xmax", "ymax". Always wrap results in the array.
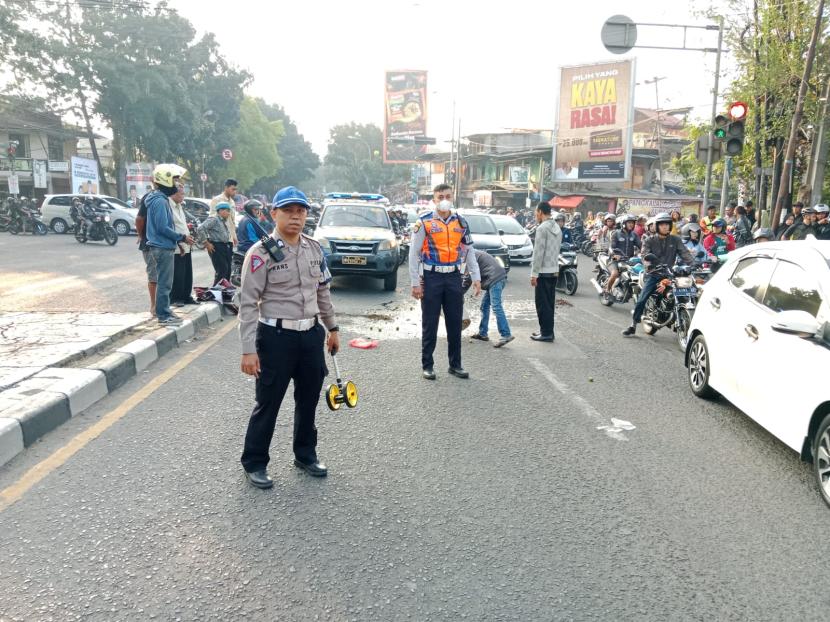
[
  {"xmin": 681, "ymin": 222, "xmax": 710, "ymax": 262},
  {"xmin": 236, "ymin": 199, "xmax": 265, "ymax": 254},
  {"xmin": 554, "ymin": 212, "xmax": 573, "ymax": 245},
  {"xmin": 604, "ymin": 214, "xmax": 640, "ymax": 300},
  {"xmin": 78, "ymin": 196, "xmax": 99, "ymax": 238},
  {"xmin": 781, "ymin": 206, "xmax": 817, "ymax": 240},
  {"xmin": 813, "ymin": 204, "xmax": 830, "ymax": 240},
  {"xmin": 622, "ymin": 212, "xmax": 694, "ymax": 337}
]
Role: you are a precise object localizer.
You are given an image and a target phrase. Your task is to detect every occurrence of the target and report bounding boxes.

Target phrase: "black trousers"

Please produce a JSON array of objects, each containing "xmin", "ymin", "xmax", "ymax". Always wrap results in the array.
[
  {"xmin": 171, "ymin": 252, "xmax": 193, "ymax": 303},
  {"xmin": 534, "ymin": 273, "xmax": 558, "ymax": 337},
  {"xmin": 241, "ymin": 322, "xmax": 327, "ymax": 472},
  {"xmin": 421, "ymin": 269, "xmax": 463, "ymax": 370},
  {"xmin": 210, "ymin": 241, "xmax": 233, "ymax": 285}
]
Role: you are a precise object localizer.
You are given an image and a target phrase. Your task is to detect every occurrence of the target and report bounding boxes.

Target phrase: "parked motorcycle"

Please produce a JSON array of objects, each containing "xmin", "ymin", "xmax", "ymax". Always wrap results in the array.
[
  {"xmin": 640, "ymin": 264, "xmax": 698, "ymax": 351},
  {"xmin": 230, "ymin": 250, "xmax": 246, "ymax": 287},
  {"xmin": 75, "ymin": 208, "xmax": 118, "ymax": 245},
  {"xmin": 556, "ymin": 242, "xmax": 579, "ymax": 295},
  {"xmin": 183, "ymin": 208, "xmax": 206, "ymax": 250},
  {"xmin": 0, "ymin": 197, "xmax": 13, "ymax": 232},
  {"xmin": 8, "ymin": 198, "xmax": 48, "ymax": 235}
]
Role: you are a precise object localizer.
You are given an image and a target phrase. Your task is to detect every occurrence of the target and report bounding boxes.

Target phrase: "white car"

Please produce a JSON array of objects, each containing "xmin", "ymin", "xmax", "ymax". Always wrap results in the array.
[
  {"xmin": 41, "ymin": 194, "xmax": 137, "ymax": 236},
  {"xmin": 685, "ymin": 239, "xmax": 830, "ymax": 506},
  {"xmin": 490, "ymin": 213, "xmax": 533, "ymax": 263}
]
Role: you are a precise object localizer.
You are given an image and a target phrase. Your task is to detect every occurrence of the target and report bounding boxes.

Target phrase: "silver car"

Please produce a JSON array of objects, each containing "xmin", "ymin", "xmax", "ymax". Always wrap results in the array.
[{"xmin": 41, "ymin": 194, "xmax": 138, "ymax": 236}]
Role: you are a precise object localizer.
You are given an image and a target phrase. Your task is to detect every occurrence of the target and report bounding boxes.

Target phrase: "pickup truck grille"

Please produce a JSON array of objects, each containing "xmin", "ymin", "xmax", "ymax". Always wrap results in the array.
[{"xmin": 331, "ymin": 240, "xmax": 378, "ymax": 254}]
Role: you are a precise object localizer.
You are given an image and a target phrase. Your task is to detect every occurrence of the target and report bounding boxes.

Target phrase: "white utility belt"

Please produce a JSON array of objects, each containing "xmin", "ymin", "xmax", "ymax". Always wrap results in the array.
[
  {"xmin": 259, "ymin": 317, "xmax": 317, "ymax": 331},
  {"xmin": 423, "ymin": 264, "xmax": 460, "ymax": 273}
]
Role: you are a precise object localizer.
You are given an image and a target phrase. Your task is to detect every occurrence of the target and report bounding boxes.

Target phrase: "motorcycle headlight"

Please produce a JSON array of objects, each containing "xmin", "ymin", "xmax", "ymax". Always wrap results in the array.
[
  {"xmin": 675, "ymin": 276, "xmax": 694, "ymax": 288},
  {"xmin": 316, "ymin": 237, "xmax": 331, "ymax": 251},
  {"xmin": 379, "ymin": 239, "xmax": 398, "ymax": 251},
  {"xmin": 104, "ymin": 215, "xmax": 110, "ymax": 222}
]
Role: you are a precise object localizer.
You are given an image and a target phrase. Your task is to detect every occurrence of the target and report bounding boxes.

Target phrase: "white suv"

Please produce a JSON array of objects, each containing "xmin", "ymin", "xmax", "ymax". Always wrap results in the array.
[{"xmin": 41, "ymin": 194, "xmax": 137, "ymax": 236}]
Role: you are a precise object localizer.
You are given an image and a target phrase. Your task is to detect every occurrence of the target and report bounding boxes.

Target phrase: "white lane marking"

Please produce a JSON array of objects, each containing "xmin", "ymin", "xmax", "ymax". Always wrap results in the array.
[{"xmin": 528, "ymin": 357, "xmax": 633, "ymax": 441}]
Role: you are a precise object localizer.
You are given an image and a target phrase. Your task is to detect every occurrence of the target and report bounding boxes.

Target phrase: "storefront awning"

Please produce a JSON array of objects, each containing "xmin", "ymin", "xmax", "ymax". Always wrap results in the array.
[{"xmin": 550, "ymin": 195, "xmax": 585, "ymax": 209}]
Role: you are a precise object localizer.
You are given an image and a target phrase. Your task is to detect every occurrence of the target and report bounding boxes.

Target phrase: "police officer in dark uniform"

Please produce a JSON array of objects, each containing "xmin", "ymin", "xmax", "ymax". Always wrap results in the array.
[
  {"xmin": 408, "ymin": 184, "xmax": 481, "ymax": 380},
  {"xmin": 238, "ymin": 186, "xmax": 339, "ymax": 489}
]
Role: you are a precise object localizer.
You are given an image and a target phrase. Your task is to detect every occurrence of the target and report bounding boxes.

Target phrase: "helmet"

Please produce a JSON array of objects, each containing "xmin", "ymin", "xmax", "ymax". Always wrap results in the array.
[
  {"xmin": 152, "ymin": 163, "xmax": 187, "ymax": 188},
  {"xmin": 554, "ymin": 211, "xmax": 565, "ymax": 221},
  {"xmin": 621, "ymin": 214, "xmax": 637, "ymax": 225},
  {"xmin": 604, "ymin": 214, "xmax": 616, "ymax": 224},
  {"xmin": 653, "ymin": 212, "xmax": 673, "ymax": 225},
  {"xmin": 814, "ymin": 203, "xmax": 829, "ymax": 214},
  {"xmin": 680, "ymin": 223, "xmax": 701, "ymax": 240},
  {"xmin": 243, "ymin": 199, "xmax": 263, "ymax": 217},
  {"xmin": 802, "ymin": 206, "xmax": 817, "ymax": 214},
  {"xmin": 711, "ymin": 218, "xmax": 726, "ymax": 229},
  {"xmin": 753, "ymin": 227, "xmax": 774, "ymax": 240}
]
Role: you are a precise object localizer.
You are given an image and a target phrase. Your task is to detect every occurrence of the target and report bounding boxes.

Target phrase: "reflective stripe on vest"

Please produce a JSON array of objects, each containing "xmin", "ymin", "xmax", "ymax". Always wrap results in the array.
[{"xmin": 420, "ymin": 215, "xmax": 466, "ymax": 266}]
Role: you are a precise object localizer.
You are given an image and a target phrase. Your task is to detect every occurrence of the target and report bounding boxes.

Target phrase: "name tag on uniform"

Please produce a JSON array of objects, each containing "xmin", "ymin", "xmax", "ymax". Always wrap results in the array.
[
  {"xmin": 430, "ymin": 225, "xmax": 442, "ymax": 233},
  {"xmin": 453, "ymin": 227, "xmax": 464, "ymax": 233},
  {"xmin": 271, "ymin": 263, "xmax": 289, "ymax": 272}
]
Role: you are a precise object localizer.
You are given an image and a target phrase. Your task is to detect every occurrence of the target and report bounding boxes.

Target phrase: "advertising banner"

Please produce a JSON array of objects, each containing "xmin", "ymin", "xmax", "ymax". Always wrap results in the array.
[
  {"xmin": 33, "ymin": 160, "xmax": 48, "ymax": 188},
  {"xmin": 70, "ymin": 156, "xmax": 99, "ymax": 194},
  {"xmin": 553, "ymin": 59, "xmax": 635, "ymax": 183},
  {"xmin": 125, "ymin": 162, "xmax": 155, "ymax": 207},
  {"xmin": 384, "ymin": 70, "xmax": 428, "ymax": 164},
  {"xmin": 509, "ymin": 166, "xmax": 529, "ymax": 185},
  {"xmin": 8, "ymin": 174, "xmax": 19, "ymax": 195},
  {"xmin": 617, "ymin": 197, "xmax": 701, "ymax": 218}
]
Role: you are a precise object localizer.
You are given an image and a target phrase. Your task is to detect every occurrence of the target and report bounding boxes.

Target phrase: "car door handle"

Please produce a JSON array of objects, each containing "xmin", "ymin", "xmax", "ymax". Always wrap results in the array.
[
  {"xmin": 744, "ymin": 324, "xmax": 759, "ymax": 340},
  {"xmin": 710, "ymin": 297, "xmax": 721, "ymax": 310}
]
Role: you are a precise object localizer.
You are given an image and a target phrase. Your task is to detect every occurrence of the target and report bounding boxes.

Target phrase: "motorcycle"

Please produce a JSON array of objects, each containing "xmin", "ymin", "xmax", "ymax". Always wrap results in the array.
[
  {"xmin": 556, "ymin": 242, "xmax": 579, "ymax": 295},
  {"xmin": 590, "ymin": 253, "xmax": 640, "ymax": 306},
  {"xmin": 183, "ymin": 208, "xmax": 206, "ymax": 250},
  {"xmin": 0, "ymin": 198, "xmax": 13, "ymax": 232},
  {"xmin": 8, "ymin": 198, "xmax": 48, "ymax": 235},
  {"xmin": 75, "ymin": 208, "xmax": 118, "ymax": 245},
  {"xmin": 640, "ymin": 264, "xmax": 698, "ymax": 351},
  {"xmin": 230, "ymin": 249, "xmax": 246, "ymax": 287}
]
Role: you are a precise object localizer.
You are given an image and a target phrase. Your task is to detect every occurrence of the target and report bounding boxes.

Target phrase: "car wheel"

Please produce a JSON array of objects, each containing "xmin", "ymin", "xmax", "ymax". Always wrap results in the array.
[
  {"xmin": 51, "ymin": 218, "xmax": 68, "ymax": 234},
  {"xmin": 113, "ymin": 219, "xmax": 130, "ymax": 236},
  {"xmin": 383, "ymin": 270, "xmax": 398, "ymax": 291},
  {"xmin": 688, "ymin": 335, "xmax": 717, "ymax": 399},
  {"xmin": 812, "ymin": 413, "xmax": 830, "ymax": 508}
]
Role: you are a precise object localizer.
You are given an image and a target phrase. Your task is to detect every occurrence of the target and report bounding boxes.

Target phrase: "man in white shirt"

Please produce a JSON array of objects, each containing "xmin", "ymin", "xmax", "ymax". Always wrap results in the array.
[{"xmin": 169, "ymin": 183, "xmax": 198, "ymax": 306}]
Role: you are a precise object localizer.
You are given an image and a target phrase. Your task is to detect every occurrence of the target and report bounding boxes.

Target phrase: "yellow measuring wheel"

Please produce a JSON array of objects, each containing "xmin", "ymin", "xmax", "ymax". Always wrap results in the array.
[{"xmin": 325, "ymin": 353, "xmax": 359, "ymax": 411}]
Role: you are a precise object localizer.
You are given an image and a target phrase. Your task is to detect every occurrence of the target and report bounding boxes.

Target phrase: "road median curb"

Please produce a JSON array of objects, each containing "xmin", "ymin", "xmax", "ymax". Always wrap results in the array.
[{"xmin": 0, "ymin": 302, "xmax": 228, "ymax": 468}]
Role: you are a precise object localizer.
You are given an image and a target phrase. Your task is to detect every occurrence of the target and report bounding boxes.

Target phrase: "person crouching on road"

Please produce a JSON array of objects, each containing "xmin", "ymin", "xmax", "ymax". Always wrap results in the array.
[
  {"xmin": 530, "ymin": 201, "xmax": 562, "ymax": 342},
  {"xmin": 197, "ymin": 202, "xmax": 234, "ymax": 285},
  {"xmin": 238, "ymin": 186, "xmax": 339, "ymax": 489},
  {"xmin": 468, "ymin": 249, "xmax": 513, "ymax": 347},
  {"xmin": 408, "ymin": 184, "xmax": 481, "ymax": 380}
]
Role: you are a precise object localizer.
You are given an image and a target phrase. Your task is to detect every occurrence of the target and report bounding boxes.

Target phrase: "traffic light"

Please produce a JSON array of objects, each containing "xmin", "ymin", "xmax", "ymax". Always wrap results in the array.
[
  {"xmin": 724, "ymin": 101, "xmax": 747, "ymax": 156},
  {"xmin": 713, "ymin": 114, "xmax": 729, "ymax": 141}
]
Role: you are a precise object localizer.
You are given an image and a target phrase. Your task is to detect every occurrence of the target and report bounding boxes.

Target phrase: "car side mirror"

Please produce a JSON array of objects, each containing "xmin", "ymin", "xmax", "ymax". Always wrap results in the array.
[
  {"xmin": 498, "ymin": 229, "xmax": 505, "ymax": 236},
  {"xmin": 771, "ymin": 310, "xmax": 820, "ymax": 338}
]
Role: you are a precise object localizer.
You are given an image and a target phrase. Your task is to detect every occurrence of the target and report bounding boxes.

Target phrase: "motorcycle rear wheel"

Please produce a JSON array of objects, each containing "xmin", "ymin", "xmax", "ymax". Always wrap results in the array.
[
  {"xmin": 676, "ymin": 307, "xmax": 692, "ymax": 352},
  {"xmin": 641, "ymin": 297, "xmax": 659, "ymax": 335},
  {"xmin": 564, "ymin": 270, "xmax": 578, "ymax": 295},
  {"xmin": 104, "ymin": 227, "xmax": 118, "ymax": 246}
]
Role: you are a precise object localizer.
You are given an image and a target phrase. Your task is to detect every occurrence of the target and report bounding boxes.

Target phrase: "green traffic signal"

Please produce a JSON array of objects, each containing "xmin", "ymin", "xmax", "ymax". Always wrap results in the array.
[{"xmin": 714, "ymin": 128, "xmax": 726, "ymax": 139}]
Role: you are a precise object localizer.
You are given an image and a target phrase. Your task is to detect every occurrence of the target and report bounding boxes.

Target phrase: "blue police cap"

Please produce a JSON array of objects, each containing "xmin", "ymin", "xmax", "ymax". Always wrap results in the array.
[{"xmin": 273, "ymin": 186, "xmax": 310, "ymax": 210}]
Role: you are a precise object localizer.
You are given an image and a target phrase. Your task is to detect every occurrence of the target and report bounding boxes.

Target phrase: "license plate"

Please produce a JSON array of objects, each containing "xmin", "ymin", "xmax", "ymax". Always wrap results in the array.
[
  {"xmin": 675, "ymin": 287, "xmax": 696, "ymax": 297},
  {"xmin": 342, "ymin": 256, "xmax": 367, "ymax": 265}
]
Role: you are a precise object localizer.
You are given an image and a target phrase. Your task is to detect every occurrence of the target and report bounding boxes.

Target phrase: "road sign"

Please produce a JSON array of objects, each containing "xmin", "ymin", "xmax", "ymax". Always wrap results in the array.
[
  {"xmin": 695, "ymin": 134, "xmax": 722, "ymax": 164},
  {"xmin": 601, "ymin": 15, "xmax": 637, "ymax": 54},
  {"xmin": 222, "ymin": 149, "xmax": 233, "ymax": 161},
  {"xmin": 200, "ymin": 173, "xmax": 208, "ymax": 182}
]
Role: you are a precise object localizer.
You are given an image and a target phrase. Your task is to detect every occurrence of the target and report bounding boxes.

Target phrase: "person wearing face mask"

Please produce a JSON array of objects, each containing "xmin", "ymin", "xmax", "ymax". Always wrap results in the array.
[{"xmin": 408, "ymin": 184, "xmax": 481, "ymax": 380}]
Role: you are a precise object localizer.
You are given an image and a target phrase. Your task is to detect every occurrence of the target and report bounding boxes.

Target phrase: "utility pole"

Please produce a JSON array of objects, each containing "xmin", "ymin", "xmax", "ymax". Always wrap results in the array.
[
  {"xmin": 720, "ymin": 156, "xmax": 731, "ymax": 212},
  {"xmin": 807, "ymin": 77, "xmax": 830, "ymax": 204},
  {"xmin": 703, "ymin": 17, "xmax": 724, "ymax": 208},
  {"xmin": 772, "ymin": 0, "xmax": 825, "ymax": 228},
  {"xmin": 644, "ymin": 76, "xmax": 666, "ymax": 193}
]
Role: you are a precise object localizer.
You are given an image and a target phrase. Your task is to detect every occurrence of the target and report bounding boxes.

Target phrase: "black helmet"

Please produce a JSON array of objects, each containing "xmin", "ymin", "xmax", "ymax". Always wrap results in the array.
[{"xmin": 243, "ymin": 199, "xmax": 263, "ymax": 217}]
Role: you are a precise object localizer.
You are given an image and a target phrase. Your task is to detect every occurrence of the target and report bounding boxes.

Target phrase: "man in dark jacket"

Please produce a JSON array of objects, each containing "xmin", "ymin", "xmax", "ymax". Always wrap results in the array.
[
  {"xmin": 468, "ymin": 249, "xmax": 513, "ymax": 347},
  {"xmin": 622, "ymin": 212, "xmax": 693, "ymax": 337},
  {"xmin": 782, "ymin": 206, "xmax": 817, "ymax": 240}
]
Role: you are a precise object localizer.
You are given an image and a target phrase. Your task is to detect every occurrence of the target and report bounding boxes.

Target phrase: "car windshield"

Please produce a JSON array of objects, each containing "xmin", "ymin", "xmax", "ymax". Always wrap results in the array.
[
  {"xmin": 321, "ymin": 204, "xmax": 390, "ymax": 228},
  {"xmin": 464, "ymin": 214, "xmax": 498, "ymax": 235},
  {"xmin": 491, "ymin": 216, "xmax": 525, "ymax": 234},
  {"xmin": 103, "ymin": 196, "xmax": 134, "ymax": 209}
]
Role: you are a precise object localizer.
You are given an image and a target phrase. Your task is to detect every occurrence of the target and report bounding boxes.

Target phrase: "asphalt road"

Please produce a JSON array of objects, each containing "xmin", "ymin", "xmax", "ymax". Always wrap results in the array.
[{"xmin": 1, "ymin": 243, "xmax": 829, "ymax": 620}]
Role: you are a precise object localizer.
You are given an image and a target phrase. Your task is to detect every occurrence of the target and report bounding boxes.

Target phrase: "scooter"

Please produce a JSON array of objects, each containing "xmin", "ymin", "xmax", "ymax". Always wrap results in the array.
[
  {"xmin": 325, "ymin": 352, "xmax": 358, "ymax": 411},
  {"xmin": 556, "ymin": 243, "xmax": 579, "ymax": 295}
]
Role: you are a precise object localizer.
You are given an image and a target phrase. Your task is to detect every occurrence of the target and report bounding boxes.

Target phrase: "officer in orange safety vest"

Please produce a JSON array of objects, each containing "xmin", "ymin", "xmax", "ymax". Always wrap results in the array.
[{"xmin": 408, "ymin": 184, "xmax": 481, "ymax": 380}]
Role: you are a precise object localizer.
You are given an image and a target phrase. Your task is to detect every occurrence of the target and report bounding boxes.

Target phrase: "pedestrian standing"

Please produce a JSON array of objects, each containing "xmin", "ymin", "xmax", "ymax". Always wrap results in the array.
[
  {"xmin": 197, "ymin": 202, "xmax": 234, "ymax": 284},
  {"xmin": 145, "ymin": 164, "xmax": 194, "ymax": 325},
  {"xmin": 468, "ymin": 249, "xmax": 513, "ymax": 347},
  {"xmin": 210, "ymin": 178, "xmax": 239, "ymax": 246},
  {"xmin": 238, "ymin": 186, "xmax": 339, "ymax": 489},
  {"xmin": 169, "ymin": 183, "xmax": 198, "ymax": 306},
  {"xmin": 134, "ymin": 185, "xmax": 157, "ymax": 316},
  {"xmin": 408, "ymin": 183, "xmax": 481, "ymax": 380},
  {"xmin": 745, "ymin": 199, "xmax": 756, "ymax": 228},
  {"xmin": 530, "ymin": 201, "xmax": 562, "ymax": 342}
]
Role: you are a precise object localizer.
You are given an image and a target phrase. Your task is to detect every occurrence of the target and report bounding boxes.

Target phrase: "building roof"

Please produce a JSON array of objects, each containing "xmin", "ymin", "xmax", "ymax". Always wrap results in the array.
[{"xmin": 0, "ymin": 98, "xmax": 99, "ymax": 140}]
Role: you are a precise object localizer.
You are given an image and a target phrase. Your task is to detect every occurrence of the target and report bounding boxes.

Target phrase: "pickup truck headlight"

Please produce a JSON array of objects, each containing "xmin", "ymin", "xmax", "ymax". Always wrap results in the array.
[
  {"xmin": 316, "ymin": 237, "xmax": 331, "ymax": 251},
  {"xmin": 379, "ymin": 239, "xmax": 398, "ymax": 250}
]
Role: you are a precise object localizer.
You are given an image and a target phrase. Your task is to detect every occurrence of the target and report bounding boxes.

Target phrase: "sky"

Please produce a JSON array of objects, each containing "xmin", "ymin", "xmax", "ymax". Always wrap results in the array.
[{"xmin": 171, "ymin": 0, "xmax": 735, "ymax": 157}]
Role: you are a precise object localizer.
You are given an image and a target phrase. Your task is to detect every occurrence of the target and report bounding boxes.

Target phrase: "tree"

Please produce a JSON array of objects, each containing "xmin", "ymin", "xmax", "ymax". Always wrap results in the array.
[
  {"xmin": 221, "ymin": 97, "xmax": 284, "ymax": 191},
  {"xmin": 249, "ymin": 100, "xmax": 320, "ymax": 196},
  {"xmin": 324, "ymin": 122, "xmax": 409, "ymax": 193}
]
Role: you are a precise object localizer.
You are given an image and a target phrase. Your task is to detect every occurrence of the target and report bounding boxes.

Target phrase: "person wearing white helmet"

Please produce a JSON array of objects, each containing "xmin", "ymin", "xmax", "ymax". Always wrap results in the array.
[
  {"xmin": 145, "ymin": 163, "xmax": 194, "ymax": 325},
  {"xmin": 814, "ymin": 204, "xmax": 830, "ymax": 240}
]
